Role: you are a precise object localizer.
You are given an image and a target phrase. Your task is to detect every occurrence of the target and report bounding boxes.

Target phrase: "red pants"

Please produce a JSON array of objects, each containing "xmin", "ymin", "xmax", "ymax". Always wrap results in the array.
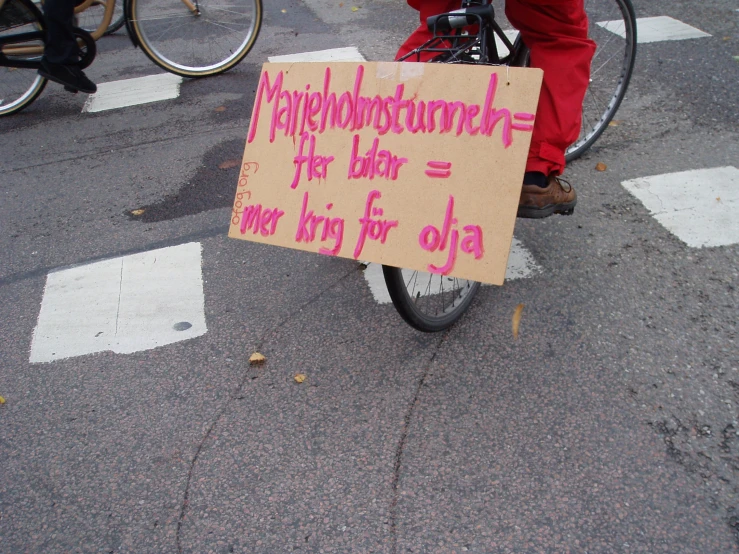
[{"xmin": 396, "ymin": 0, "xmax": 596, "ymax": 176}]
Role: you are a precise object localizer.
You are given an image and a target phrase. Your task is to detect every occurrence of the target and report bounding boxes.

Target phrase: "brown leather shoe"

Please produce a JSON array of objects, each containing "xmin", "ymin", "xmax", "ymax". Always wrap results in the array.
[{"xmin": 517, "ymin": 174, "xmax": 577, "ymax": 219}]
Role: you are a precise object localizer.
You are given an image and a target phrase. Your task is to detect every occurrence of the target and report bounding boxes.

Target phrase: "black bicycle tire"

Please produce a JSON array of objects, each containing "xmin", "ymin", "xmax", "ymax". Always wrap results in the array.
[
  {"xmin": 565, "ymin": 0, "xmax": 637, "ymax": 161},
  {"xmin": 383, "ymin": 265, "xmax": 482, "ymax": 332},
  {"xmin": 0, "ymin": 0, "xmax": 48, "ymax": 116},
  {"xmin": 128, "ymin": 0, "xmax": 262, "ymax": 78}
]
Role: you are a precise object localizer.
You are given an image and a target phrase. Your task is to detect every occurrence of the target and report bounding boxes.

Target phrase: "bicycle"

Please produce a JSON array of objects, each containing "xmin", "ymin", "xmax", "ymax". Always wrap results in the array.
[
  {"xmin": 382, "ymin": 0, "xmax": 636, "ymax": 332},
  {"xmin": 0, "ymin": 0, "xmax": 262, "ymax": 115}
]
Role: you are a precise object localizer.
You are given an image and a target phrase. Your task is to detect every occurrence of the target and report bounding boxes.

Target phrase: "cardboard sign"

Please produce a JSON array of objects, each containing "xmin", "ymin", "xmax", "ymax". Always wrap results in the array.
[{"xmin": 228, "ymin": 62, "xmax": 542, "ymax": 285}]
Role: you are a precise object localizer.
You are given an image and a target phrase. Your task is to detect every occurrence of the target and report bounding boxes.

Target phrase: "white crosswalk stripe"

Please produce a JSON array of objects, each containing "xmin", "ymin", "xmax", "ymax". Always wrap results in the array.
[
  {"xmin": 82, "ymin": 73, "xmax": 183, "ymax": 113},
  {"xmin": 622, "ymin": 167, "xmax": 739, "ymax": 248},
  {"xmin": 598, "ymin": 15, "xmax": 711, "ymax": 43},
  {"xmin": 30, "ymin": 243, "xmax": 207, "ymax": 363}
]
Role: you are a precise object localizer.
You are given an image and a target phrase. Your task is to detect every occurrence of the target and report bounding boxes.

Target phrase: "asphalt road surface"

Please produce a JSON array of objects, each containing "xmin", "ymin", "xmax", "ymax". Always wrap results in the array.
[{"xmin": 1, "ymin": 0, "xmax": 738, "ymax": 552}]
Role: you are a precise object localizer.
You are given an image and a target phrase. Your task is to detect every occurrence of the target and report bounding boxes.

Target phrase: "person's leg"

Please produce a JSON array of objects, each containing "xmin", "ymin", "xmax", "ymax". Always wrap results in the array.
[
  {"xmin": 506, "ymin": 0, "xmax": 595, "ymax": 177},
  {"xmin": 42, "ymin": 0, "xmax": 78, "ymax": 64},
  {"xmin": 395, "ymin": 0, "xmax": 459, "ymax": 61},
  {"xmin": 507, "ymin": 0, "xmax": 595, "ymax": 217},
  {"xmin": 39, "ymin": 0, "xmax": 97, "ymax": 93}
]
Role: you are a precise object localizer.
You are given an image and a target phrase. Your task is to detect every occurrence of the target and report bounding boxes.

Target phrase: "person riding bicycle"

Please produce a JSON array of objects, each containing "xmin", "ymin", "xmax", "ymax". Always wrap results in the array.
[
  {"xmin": 38, "ymin": 0, "xmax": 97, "ymax": 94},
  {"xmin": 397, "ymin": 0, "xmax": 595, "ymax": 219}
]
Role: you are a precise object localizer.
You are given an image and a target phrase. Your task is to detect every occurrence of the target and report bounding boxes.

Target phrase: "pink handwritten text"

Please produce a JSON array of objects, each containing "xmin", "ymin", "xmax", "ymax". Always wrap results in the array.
[
  {"xmin": 348, "ymin": 135, "xmax": 408, "ymax": 181},
  {"xmin": 418, "ymin": 195, "xmax": 484, "ymax": 275},
  {"xmin": 291, "ymin": 132, "xmax": 335, "ymax": 189},
  {"xmin": 353, "ymin": 190, "xmax": 399, "ymax": 259},
  {"xmin": 425, "ymin": 160, "xmax": 452, "ymax": 179},
  {"xmin": 246, "ymin": 67, "xmax": 533, "ymax": 149},
  {"xmin": 295, "ymin": 192, "xmax": 344, "ymax": 256},
  {"xmin": 239, "ymin": 203, "xmax": 285, "ymax": 237}
]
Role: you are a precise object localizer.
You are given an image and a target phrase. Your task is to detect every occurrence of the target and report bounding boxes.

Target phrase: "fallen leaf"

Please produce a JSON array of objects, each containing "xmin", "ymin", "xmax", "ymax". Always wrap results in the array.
[
  {"xmin": 214, "ymin": 106, "xmax": 226, "ymax": 112},
  {"xmin": 716, "ymin": 197, "xmax": 721, "ymax": 202},
  {"xmin": 219, "ymin": 159, "xmax": 241, "ymax": 170},
  {"xmin": 608, "ymin": 120, "xmax": 621, "ymax": 127},
  {"xmin": 595, "ymin": 162, "xmax": 607, "ymax": 172},
  {"xmin": 281, "ymin": 8, "xmax": 286, "ymax": 12},
  {"xmin": 130, "ymin": 209, "xmax": 145, "ymax": 216},
  {"xmin": 512, "ymin": 304, "xmax": 524, "ymax": 340},
  {"xmin": 249, "ymin": 352, "xmax": 266, "ymax": 365},
  {"xmin": 0, "ymin": 395, "xmax": 5, "ymax": 404},
  {"xmin": 294, "ymin": 374, "xmax": 306, "ymax": 383},
  {"xmin": 351, "ymin": 6, "xmax": 359, "ymax": 11}
]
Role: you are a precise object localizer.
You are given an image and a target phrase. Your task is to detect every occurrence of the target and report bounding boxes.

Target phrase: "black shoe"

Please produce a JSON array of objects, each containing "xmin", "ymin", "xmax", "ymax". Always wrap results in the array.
[{"xmin": 38, "ymin": 60, "xmax": 97, "ymax": 94}]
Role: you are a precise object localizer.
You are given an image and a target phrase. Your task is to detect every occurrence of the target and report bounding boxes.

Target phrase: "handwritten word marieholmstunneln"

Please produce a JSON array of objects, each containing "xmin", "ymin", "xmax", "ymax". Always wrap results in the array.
[{"xmin": 247, "ymin": 66, "xmax": 533, "ymax": 147}]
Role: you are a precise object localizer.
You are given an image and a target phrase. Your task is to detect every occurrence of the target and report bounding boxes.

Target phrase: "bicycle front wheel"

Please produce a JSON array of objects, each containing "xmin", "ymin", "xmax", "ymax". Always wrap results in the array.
[
  {"xmin": 382, "ymin": 265, "xmax": 481, "ymax": 332},
  {"xmin": 565, "ymin": 0, "xmax": 636, "ymax": 161},
  {"xmin": 0, "ymin": 0, "xmax": 47, "ymax": 116},
  {"xmin": 129, "ymin": 0, "xmax": 262, "ymax": 77}
]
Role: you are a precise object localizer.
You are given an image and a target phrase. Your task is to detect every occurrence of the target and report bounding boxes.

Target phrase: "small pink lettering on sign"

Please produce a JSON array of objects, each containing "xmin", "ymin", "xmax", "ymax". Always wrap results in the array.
[
  {"xmin": 295, "ymin": 192, "xmax": 345, "ymax": 256},
  {"xmin": 291, "ymin": 132, "xmax": 335, "ymax": 189},
  {"xmin": 348, "ymin": 135, "xmax": 408, "ymax": 181},
  {"xmin": 353, "ymin": 190, "xmax": 399, "ymax": 259},
  {"xmin": 418, "ymin": 195, "xmax": 484, "ymax": 275},
  {"xmin": 239, "ymin": 204, "xmax": 286, "ymax": 237},
  {"xmin": 231, "ymin": 162, "xmax": 259, "ymax": 227}
]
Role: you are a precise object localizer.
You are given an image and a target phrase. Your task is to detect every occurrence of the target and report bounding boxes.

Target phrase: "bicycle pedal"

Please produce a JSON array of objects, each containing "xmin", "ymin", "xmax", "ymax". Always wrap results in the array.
[{"xmin": 64, "ymin": 85, "xmax": 79, "ymax": 94}]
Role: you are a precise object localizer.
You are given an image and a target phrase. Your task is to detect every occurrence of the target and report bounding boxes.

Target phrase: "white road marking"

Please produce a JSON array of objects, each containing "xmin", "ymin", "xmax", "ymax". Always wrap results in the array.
[
  {"xmin": 622, "ymin": 166, "xmax": 739, "ymax": 248},
  {"xmin": 30, "ymin": 242, "xmax": 207, "ymax": 363},
  {"xmin": 82, "ymin": 73, "xmax": 183, "ymax": 113},
  {"xmin": 598, "ymin": 16, "xmax": 711, "ymax": 43},
  {"xmin": 494, "ymin": 30, "xmax": 521, "ymax": 57},
  {"xmin": 363, "ymin": 237, "xmax": 541, "ymax": 304},
  {"xmin": 268, "ymin": 47, "xmax": 366, "ymax": 63}
]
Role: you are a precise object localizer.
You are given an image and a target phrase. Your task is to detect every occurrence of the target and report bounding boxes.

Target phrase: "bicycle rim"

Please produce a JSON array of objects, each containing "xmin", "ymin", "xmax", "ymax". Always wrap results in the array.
[
  {"xmin": 75, "ymin": 0, "xmax": 124, "ymax": 35},
  {"xmin": 565, "ymin": 0, "xmax": 636, "ymax": 161},
  {"xmin": 0, "ymin": 0, "xmax": 47, "ymax": 116},
  {"xmin": 130, "ymin": 0, "xmax": 261, "ymax": 77},
  {"xmin": 383, "ymin": 265, "xmax": 481, "ymax": 332}
]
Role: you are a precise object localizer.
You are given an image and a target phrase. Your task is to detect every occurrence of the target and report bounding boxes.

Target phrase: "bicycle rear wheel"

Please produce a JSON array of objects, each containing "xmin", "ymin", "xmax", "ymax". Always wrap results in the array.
[
  {"xmin": 382, "ymin": 265, "xmax": 481, "ymax": 333},
  {"xmin": 128, "ymin": 0, "xmax": 262, "ymax": 77},
  {"xmin": 0, "ymin": 0, "xmax": 47, "ymax": 116},
  {"xmin": 565, "ymin": 0, "xmax": 636, "ymax": 161}
]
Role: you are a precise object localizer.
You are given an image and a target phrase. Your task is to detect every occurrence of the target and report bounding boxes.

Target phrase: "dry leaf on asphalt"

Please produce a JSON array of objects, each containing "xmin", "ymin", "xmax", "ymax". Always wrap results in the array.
[
  {"xmin": 249, "ymin": 352, "xmax": 266, "ymax": 365},
  {"xmin": 608, "ymin": 120, "xmax": 621, "ymax": 127},
  {"xmin": 0, "ymin": 395, "xmax": 5, "ymax": 404},
  {"xmin": 595, "ymin": 162, "xmax": 607, "ymax": 172},
  {"xmin": 294, "ymin": 374, "xmax": 306, "ymax": 383},
  {"xmin": 130, "ymin": 209, "xmax": 145, "ymax": 216},
  {"xmin": 512, "ymin": 304, "xmax": 524, "ymax": 340},
  {"xmin": 351, "ymin": 6, "xmax": 359, "ymax": 11},
  {"xmin": 218, "ymin": 159, "xmax": 241, "ymax": 170},
  {"xmin": 214, "ymin": 106, "xmax": 226, "ymax": 112}
]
